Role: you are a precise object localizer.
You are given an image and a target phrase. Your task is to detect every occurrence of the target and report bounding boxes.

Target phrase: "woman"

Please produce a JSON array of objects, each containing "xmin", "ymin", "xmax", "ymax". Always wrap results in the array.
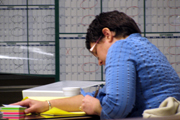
[{"xmin": 12, "ymin": 10, "xmax": 180, "ymax": 119}]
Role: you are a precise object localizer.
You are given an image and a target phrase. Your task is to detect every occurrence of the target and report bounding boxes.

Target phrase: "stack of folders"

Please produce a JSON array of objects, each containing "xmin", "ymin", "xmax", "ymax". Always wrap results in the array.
[{"xmin": 0, "ymin": 105, "xmax": 26, "ymax": 120}]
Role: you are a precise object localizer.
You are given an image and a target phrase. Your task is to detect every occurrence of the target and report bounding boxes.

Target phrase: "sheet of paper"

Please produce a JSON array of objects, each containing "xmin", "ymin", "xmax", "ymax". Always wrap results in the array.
[
  {"xmin": 2, "ymin": 105, "xmax": 24, "ymax": 108},
  {"xmin": 41, "ymin": 107, "xmax": 85, "ymax": 116}
]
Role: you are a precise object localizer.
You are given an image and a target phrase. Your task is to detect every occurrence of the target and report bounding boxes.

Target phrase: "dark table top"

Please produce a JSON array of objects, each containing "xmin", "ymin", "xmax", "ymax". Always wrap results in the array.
[
  {"xmin": 0, "ymin": 114, "xmax": 100, "ymax": 120},
  {"xmin": 1, "ymin": 114, "xmax": 179, "ymax": 120}
]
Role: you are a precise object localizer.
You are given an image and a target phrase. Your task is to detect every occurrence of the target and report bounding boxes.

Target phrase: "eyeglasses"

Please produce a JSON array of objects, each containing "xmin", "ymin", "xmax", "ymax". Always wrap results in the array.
[{"xmin": 90, "ymin": 36, "xmax": 102, "ymax": 52}]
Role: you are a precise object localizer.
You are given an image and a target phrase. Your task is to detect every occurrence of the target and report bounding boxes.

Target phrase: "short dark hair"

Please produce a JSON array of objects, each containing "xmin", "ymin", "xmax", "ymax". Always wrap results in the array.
[{"xmin": 85, "ymin": 10, "xmax": 141, "ymax": 50}]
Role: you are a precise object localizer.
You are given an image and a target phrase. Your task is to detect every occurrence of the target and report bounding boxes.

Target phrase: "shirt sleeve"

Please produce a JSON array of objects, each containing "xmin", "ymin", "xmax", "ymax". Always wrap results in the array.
[
  {"xmin": 80, "ymin": 88, "xmax": 95, "ymax": 96},
  {"xmin": 100, "ymin": 41, "xmax": 137, "ymax": 119}
]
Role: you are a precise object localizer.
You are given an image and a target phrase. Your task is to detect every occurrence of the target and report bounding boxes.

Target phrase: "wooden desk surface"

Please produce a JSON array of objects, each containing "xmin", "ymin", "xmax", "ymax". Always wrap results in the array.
[
  {"xmin": 119, "ymin": 116, "xmax": 179, "ymax": 120},
  {"xmin": 1, "ymin": 114, "xmax": 179, "ymax": 120},
  {"xmin": 23, "ymin": 115, "xmax": 180, "ymax": 120},
  {"xmin": 23, "ymin": 114, "xmax": 100, "ymax": 120}
]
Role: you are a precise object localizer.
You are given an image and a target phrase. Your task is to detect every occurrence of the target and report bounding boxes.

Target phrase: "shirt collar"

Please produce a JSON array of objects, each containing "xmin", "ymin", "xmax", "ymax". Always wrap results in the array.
[{"xmin": 128, "ymin": 33, "xmax": 142, "ymax": 38}]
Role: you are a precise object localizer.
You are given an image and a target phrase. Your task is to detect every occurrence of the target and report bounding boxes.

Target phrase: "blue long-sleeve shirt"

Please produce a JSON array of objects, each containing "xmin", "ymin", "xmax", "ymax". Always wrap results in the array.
[{"xmin": 82, "ymin": 33, "xmax": 180, "ymax": 119}]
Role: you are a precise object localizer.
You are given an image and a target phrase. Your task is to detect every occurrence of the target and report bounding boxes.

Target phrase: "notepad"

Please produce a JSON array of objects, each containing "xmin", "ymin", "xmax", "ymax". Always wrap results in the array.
[
  {"xmin": 0, "ymin": 105, "xmax": 26, "ymax": 120},
  {"xmin": 1, "ymin": 104, "xmax": 26, "ymax": 114},
  {"xmin": 3, "ymin": 116, "xmax": 25, "ymax": 119}
]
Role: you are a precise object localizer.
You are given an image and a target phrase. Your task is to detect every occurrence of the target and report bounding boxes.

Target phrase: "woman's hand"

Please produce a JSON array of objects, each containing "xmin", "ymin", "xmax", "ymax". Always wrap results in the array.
[
  {"xmin": 11, "ymin": 99, "xmax": 49, "ymax": 114},
  {"xmin": 81, "ymin": 95, "xmax": 102, "ymax": 116}
]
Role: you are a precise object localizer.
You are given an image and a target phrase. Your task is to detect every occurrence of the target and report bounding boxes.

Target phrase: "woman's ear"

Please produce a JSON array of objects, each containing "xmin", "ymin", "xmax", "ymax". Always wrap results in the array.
[{"xmin": 102, "ymin": 28, "xmax": 113, "ymax": 42}]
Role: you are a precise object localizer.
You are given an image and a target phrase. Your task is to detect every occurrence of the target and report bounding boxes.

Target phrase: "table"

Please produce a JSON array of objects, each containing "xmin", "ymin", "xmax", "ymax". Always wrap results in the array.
[
  {"xmin": 2, "ymin": 115, "xmax": 179, "ymax": 120},
  {"xmin": 1, "ymin": 114, "xmax": 100, "ymax": 120},
  {"xmin": 24, "ymin": 114, "xmax": 180, "ymax": 120}
]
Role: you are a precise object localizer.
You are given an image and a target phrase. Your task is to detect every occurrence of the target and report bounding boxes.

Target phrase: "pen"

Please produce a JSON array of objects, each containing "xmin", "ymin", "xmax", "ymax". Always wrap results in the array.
[{"xmin": 94, "ymin": 85, "xmax": 100, "ymax": 98}]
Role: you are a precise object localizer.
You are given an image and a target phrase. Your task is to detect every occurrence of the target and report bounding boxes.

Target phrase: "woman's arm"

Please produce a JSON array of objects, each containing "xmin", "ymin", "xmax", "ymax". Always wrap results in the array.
[
  {"xmin": 100, "ymin": 41, "xmax": 136, "ymax": 119},
  {"xmin": 12, "ymin": 94, "xmax": 84, "ymax": 114},
  {"xmin": 50, "ymin": 94, "xmax": 84, "ymax": 112}
]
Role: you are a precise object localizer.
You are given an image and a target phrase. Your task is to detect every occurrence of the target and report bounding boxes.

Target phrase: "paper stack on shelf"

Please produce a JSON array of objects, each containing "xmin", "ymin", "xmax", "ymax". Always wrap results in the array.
[{"xmin": 0, "ymin": 105, "xmax": 26, "ymax": 120}]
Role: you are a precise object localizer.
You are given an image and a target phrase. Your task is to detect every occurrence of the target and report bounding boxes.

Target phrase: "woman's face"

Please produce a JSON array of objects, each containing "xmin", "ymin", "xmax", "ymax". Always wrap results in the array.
[
  {"xmin": 89, "ymin": 28, "xmax": 122, "ymax": 66},
  {"xmin": 90, "ymin": 38, "xmax": 110, "ymax": 66}
]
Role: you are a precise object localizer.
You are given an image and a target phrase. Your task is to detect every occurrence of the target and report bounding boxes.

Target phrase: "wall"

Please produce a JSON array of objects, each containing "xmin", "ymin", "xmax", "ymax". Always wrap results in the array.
[{"xmin": 0, "ymin": 0, "xmax": 179, "ymax": 82}]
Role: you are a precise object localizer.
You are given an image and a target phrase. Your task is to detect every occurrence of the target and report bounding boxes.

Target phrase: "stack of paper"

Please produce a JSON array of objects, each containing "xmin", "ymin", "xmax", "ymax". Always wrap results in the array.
[
  {"xmin": 0, "ymin": 111, "xmax": 2, "ymax": 118},
  {"xmin": 0, "ymin": 105, "xmax": 26, "ymax": 120}
]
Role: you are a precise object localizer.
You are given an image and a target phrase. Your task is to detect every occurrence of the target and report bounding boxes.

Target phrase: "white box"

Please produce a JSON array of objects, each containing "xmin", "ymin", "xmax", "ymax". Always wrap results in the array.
[{"xmin": 22, "ymin": 81, "xmax": 105, "ymax": 98}]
